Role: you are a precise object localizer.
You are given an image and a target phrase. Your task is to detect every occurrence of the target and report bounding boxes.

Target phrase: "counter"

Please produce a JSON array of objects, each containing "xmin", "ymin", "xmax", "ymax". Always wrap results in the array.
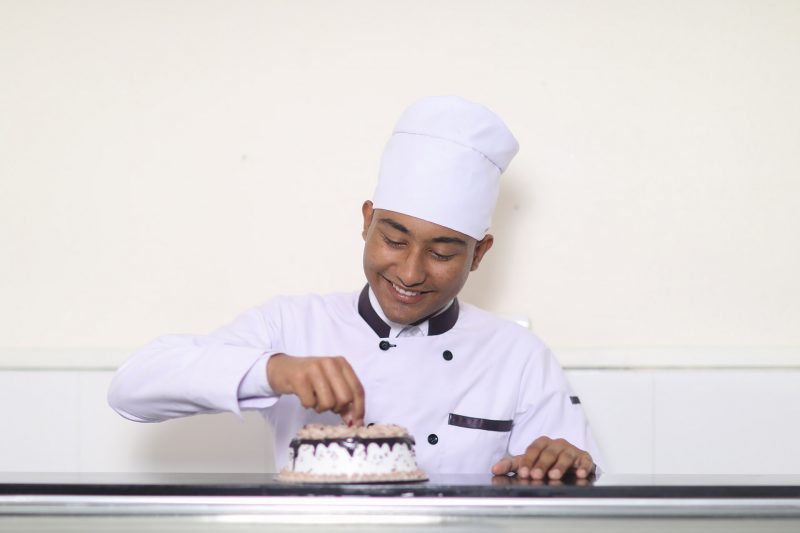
[{"xmin": 2, "ymin": 473, "xmax": 799, "ymax": 532}]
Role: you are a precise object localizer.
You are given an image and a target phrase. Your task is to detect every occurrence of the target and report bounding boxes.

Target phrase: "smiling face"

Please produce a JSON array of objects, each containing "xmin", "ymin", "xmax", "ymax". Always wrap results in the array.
[{"xmin": 361, "ymin": 201, "xmax": 493, "ymax": 325}]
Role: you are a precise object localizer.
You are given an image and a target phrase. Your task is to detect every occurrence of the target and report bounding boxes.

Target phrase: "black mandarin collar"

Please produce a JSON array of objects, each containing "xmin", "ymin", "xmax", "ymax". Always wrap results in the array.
[{"xmin": 357, "ymin": 284, "xmax": 459, "ymax": 339}]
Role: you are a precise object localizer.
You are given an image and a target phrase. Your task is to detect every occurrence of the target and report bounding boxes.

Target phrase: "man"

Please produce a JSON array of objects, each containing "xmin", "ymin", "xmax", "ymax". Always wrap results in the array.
[{"xmin": 109, "ymin": 96, "xmax": 601, "ymax": 480}]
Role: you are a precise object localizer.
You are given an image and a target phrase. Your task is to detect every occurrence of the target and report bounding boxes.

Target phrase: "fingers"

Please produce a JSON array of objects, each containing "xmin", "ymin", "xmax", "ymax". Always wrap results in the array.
[
  {"xmin": 573, "ymin": 451, "xmax": 595, "ymax": 479},
  {"xmin": 319, "ymin": 356, "xmax": 365, "ymax": 426},
  {"xmin": 337, "ymin": 358, "xmax": 365, "ymax": 425},
  {"xmin": 548, "ymin": 446, "xmax": 577, "ymax": 480},
  {"xmin": 268, "ymin": 354, "xmax": 365, "ymax": 423},
  {"xmin": 517, "ymin": 436, "xmax": 548, "ymax": 479},
  {"xmin": 306, "ymin": 362, "xmax": 336, "ymax": 413},
  {"xmin": 490, "ymin": 456, "xmax": 519, "ymax": 476},
  {"xmin": 291, "ymin": 373, "xmax": 317, "ymax": 411},
  {"xmin": 513, "ymin": 437, "xmax": 592, "ymax": 480}
]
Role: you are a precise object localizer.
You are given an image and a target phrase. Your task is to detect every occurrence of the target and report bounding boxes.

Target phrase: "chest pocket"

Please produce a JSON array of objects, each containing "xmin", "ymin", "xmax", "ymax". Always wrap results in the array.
[
  {"xmin": 448, "ymin": 413, "xmax": 513, "ymax": 432},
  {"xmin": 435, "ymin": 413, "xmax": 513, "ymax": 473}
]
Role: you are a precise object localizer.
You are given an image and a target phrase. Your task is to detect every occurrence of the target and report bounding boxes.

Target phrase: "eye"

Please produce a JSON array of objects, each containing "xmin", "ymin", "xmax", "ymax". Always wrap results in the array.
[
  {"xmin": 382, "ymin": 235, "xmax": 404, "ymax": 248},
  {"xmin": 430, "ymin": 250, "xmax": 455, "ymax": 261}
]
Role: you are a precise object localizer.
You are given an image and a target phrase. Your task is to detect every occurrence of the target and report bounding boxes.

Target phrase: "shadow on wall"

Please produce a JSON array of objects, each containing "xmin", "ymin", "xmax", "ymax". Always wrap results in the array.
[
  {"xmin": 138, "ymin": 411, "xmax": 275, "ymax": 473},
  {"xmin": 460, "ymin": 172, "xmax": 532, "ymax": 312}
]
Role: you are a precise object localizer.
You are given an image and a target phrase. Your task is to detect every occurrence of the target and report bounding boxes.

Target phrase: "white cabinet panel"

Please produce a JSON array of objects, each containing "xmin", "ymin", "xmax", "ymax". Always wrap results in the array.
[
  {"xmin": 77, "ymin": 371, "xmax": 275, "ymax": 472},
  {"xmin": 653, "ymin": 370, "xmax": 800, "ymax": 474},
  {"xmin": 4, "ymin": 368, "xmax": 798, "ymax": 475},
  {"xmin": 565, "ymin": 370, "xmax": 654, "ymax": 474},
  {"xmin": 0, "ymin": 371, "xmax": 80, "ymax": 471}
]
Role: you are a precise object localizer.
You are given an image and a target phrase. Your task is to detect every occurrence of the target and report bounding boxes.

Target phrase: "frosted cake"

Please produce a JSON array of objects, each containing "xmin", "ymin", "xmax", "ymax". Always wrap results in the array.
[{"xmin": 278, "ymin": 423, "xmax": 428, "ymax": 483}]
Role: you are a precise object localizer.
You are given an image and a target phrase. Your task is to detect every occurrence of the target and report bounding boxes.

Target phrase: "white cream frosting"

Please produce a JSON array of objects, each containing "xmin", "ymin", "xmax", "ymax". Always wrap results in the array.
[{"xmin": 280, "ymin": 424, "xmax": 427, "ymax": 483}]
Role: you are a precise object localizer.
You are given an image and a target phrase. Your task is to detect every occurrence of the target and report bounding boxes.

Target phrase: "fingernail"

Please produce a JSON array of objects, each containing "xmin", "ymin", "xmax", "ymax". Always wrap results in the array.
[
  {"xmin": 532, "ymin": 468, "xmax": 543, "ymax": 480},
  {"xmin": 519, "ymin": 467, "xmax": 529, "ymax": 478},
  {"xmin": 577, "ymin": 468, "xmax": 587, "ymax": 478},
  {"xmin": 549, "ymin": 469, "xmax": 561, "ymax": 479}
]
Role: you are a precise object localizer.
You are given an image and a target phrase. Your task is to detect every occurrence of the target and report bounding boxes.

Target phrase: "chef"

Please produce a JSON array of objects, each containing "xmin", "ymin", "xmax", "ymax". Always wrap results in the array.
[{"xmin": 109, "ymin": 96, "xmax": 602, "ymax": 480}]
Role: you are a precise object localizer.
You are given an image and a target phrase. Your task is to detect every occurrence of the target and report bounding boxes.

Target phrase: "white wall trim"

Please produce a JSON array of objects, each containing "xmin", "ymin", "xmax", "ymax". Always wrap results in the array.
[
  {"xmin": 555, "ymin": 346, "xmax": 800, "ymax": 369},
  {"xmin": 0, "ymin": 349, "xmax": 130, "ymax": 370}
]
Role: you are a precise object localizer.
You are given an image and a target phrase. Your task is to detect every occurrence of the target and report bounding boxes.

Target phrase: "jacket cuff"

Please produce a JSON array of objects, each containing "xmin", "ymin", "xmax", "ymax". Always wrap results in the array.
[{"xmin": 236, "ymin": 351, "xmax": 282, "ymax": 412}]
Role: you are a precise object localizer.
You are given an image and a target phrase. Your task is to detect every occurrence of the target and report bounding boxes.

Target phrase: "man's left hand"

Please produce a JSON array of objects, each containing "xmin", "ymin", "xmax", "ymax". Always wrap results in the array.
[{"xmin": 490, "ymin": 436, "xmax": 595, "ymax": 480}]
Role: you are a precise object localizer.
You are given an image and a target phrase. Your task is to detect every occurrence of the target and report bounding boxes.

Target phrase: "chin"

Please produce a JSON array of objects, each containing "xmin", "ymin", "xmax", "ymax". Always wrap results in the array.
[
  {"xmin": 381, "ymin": 305, "xmax": 416, "ymax": 325},
  {"xmin": 376, "ymin": 299, "xmax": 420, "ymax": 325},
  {"xmin": 387, "ymin": 300, "xmax": 442, "ymax": 325}
]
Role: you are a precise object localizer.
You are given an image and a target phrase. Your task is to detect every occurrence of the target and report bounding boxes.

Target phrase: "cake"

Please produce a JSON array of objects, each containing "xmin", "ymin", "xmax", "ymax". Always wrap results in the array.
[{"xmin": 278, "ymin": 423, "xmax": 428, "ymax": 483}]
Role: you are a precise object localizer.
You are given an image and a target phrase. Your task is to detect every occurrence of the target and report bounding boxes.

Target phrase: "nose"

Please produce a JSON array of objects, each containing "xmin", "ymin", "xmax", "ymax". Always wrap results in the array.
[{"xmin": 396, "ymin": 248, "xmax": 426, "ymax": 287}]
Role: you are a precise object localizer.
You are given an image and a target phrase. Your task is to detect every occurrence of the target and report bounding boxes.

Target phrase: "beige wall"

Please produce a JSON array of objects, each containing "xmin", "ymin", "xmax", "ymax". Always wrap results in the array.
[{"xmin": 1, "ymin": 1, "xmax": 799, "ymax": 367}]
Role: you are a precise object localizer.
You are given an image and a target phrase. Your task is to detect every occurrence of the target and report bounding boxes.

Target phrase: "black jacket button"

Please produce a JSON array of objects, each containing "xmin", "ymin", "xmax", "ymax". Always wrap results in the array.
[
  {"xmin": 379, "ymin": 340, "xmax": 395, "ymax": 351},
  {"xmin": 427, "ymin": 433, "xmax": 439, "ymax": 445},
  {"xmin": 442, "ymin": 350, "xmax": 453, "ymax": 361}
]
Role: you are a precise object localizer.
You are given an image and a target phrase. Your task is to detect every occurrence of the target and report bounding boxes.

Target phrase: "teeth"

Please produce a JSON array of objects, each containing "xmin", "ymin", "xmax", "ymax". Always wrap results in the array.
[{"xmin": 393, "ymin": 283, "xmax": 420, "ymax": 297}]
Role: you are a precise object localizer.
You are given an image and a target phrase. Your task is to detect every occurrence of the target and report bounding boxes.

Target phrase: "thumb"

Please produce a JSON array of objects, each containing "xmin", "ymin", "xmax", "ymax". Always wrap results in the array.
[{"xmin": 491, "ymin": 456, "xmax": 518, "ymax": 476}]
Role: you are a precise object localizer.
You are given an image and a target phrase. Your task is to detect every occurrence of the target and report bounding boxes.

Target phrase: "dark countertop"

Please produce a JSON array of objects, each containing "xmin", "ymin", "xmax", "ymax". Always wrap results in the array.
[
  {"xmin": 2, "ymin": 472, "xmax": 800, "ymax": 498},
  {"xmin": 3, "ymin": 473, "xmax": 800, "ymax": 530}
]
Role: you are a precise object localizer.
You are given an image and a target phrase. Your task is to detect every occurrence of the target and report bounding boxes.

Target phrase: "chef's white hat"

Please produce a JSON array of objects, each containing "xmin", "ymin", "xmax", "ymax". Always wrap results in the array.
[{"xmin": 372, "ymin": 96, "xmax": 519, "ymax": 240}]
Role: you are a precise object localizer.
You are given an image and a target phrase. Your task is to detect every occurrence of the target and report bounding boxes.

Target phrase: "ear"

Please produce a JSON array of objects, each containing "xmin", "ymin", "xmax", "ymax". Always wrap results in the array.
[
  {"xmin": 361, "ymin": 200, "xmax": 375, "ymax": 240},
  {"xmin": 470, "ymin": 234, "xmax": 494, "ymax": 271}
]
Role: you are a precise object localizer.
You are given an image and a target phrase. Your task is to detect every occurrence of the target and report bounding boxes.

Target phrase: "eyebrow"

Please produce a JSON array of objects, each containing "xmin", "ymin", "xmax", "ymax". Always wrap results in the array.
[
  {"xmin": 379, "ymin": 217, "xmax": 409, "ymax": 234},
  {"xmin": 378, "ymin": 217, "xmax": 467, "ymax": 246},
  {"xmin": 432, "ymin": 236, "xmax": 467, "ymax": 246}
]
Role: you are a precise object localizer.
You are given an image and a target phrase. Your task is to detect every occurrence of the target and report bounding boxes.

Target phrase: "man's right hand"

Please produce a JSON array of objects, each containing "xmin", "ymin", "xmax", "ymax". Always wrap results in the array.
[{"xmin": 266, "ymin": 354, "xmax": 365, "ymax": 426}]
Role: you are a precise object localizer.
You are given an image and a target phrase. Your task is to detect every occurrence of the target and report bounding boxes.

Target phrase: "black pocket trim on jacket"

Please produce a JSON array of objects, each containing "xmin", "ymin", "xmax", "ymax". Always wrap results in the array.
[{"xmin": 448, "ymin": 413, "xmax": 513, "ymax": 432}]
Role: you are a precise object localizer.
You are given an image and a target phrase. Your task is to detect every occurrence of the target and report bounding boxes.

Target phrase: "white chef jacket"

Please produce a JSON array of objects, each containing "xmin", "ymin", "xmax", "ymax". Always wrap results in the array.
[{"xmin": 108, "ymin": 286, "xmax": 603, "ymax": 474}]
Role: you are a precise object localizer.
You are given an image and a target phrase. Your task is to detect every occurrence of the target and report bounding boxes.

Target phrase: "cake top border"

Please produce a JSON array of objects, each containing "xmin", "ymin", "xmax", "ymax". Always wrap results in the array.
[{"xmin": 295, "ymin": 423, "xmax": 410, "ymax": 439}]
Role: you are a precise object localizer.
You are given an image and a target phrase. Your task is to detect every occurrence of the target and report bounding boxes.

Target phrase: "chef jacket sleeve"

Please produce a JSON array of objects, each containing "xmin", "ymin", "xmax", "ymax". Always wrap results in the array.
[
  {"xmin": 108, "ymin": 303, "xmax": 283, "ymax": 423},
  {"xmin": 508, "ymin": 347, "xmax": 605, "ymax": 471},
  {"xmin": 237, "ymin": 353, "xmax": 276, "ymax": 401}
]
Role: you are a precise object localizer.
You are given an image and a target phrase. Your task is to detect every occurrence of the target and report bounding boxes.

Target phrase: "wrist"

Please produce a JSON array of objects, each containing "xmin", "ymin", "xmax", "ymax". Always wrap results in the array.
[{"xmin": 266, "ymin": 353, "xmax": 289, "ymax": 393}]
